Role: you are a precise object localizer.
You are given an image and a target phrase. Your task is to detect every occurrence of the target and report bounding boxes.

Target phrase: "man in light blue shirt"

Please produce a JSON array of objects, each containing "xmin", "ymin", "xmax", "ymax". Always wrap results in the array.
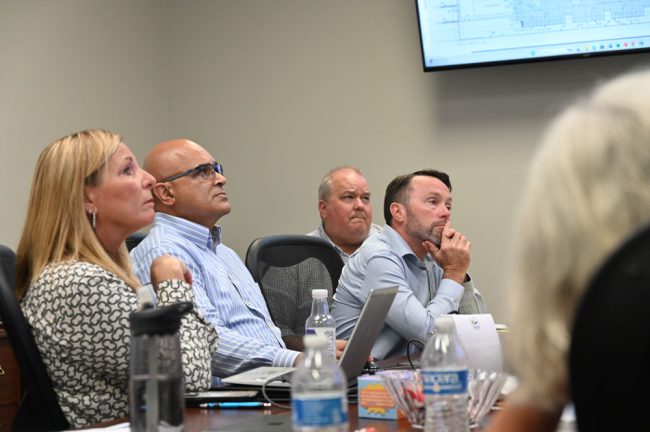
[
  {"xmin": 130, "ymin": 139, "xmax": 301, "ymax": 378},
  {"xmin": 307, "ymin": 166, "xmax": 382, "ymax": 264},
  {"xmin": 332, "ymin": 169, "xmax": 485, "ymax": 360}
]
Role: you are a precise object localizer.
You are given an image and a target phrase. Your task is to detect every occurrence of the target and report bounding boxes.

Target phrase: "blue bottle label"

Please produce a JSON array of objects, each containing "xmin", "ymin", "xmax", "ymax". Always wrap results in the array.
[
  {"xmin": 292, "ymin": 393, "xmax": 348, "ymax": 427},
  {"xmin": 423, "ymin": 369, "xmax": 468, "ymax": 395}
]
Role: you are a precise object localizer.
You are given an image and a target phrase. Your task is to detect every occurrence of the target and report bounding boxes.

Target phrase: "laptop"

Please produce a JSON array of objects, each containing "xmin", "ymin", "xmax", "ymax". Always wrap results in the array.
[{"xmin": 222, "ymin": 286, "xmax": 398, "ymax": 388}]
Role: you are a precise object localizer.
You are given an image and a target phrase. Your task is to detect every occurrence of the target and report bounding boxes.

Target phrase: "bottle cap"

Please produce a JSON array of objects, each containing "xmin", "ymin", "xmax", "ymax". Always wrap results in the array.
[
  {"xmin": 311, "ymin": 289, "xmax": 328, "ymax": 300},
  {"xmin": 130, "ymin": 302, "xmax": 193, "ymax": 336},
  {"xmin": 303, "ymin": 333, "xmax": 328, "ymax": 348}
]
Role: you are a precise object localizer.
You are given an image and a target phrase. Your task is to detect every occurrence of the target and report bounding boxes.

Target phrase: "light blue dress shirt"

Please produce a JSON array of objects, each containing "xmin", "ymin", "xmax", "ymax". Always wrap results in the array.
[
  {"xmin": 332, "ymin": 224, "xmax": 485, "ymax": 360},
  {"xmin": 130, "ymin": 213, "xmax": 300, "ymax": 378}
]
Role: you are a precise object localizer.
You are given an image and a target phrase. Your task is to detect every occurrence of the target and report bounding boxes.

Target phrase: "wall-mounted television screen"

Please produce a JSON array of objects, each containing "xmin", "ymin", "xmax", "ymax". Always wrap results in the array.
[{"xmin": 415, "ymin": 0, "xmax": 650, "ymax": 71}]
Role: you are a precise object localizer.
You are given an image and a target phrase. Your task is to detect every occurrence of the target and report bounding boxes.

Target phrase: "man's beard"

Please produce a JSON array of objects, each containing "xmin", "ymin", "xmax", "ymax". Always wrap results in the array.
[{"xmin": 405, "ymin": 210, "xmax": 442, "ymax": 247}]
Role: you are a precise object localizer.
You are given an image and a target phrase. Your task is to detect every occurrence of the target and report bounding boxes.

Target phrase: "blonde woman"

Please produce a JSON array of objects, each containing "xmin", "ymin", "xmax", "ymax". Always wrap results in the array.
[
  {"xmin": 16, "ymin": 129, "xmax": 217, "ymax": 428},
  {"xmin": 486, "ymin": 70, "xmax": 650, "ymax": 432}
]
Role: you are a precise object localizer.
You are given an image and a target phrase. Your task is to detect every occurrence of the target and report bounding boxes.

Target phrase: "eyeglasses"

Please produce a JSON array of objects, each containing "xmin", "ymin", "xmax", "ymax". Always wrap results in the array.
[{"xmin": 159, "ymin": 162, "xmax": 224, "ymax": 183}]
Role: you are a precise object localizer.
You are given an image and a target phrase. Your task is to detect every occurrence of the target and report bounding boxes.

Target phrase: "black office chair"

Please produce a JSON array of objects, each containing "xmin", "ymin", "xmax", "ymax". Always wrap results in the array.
[
  {"xmin": 126, "ymin": 231, "xmax": 147, "ymax": 252},
  {"xmin": 569, "ymin": 222, "xmax": 650, "ymax": 431},
  {"xmin": 0, "ymin": 245, "xmax": 69, "ymax": 431},
  {"xmin": 245, "ymin": 235, "xmax": 344, "ymax": 351},
  {"xmin": 0, "ymin": 245, "xmax": 16, "ymax": 289}
]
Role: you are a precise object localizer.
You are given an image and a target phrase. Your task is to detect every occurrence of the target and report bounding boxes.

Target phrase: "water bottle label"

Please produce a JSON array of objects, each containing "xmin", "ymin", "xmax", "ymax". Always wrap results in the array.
[
  {"xmin": 292, "ymin": 393, "xmax": 348, "ymax": 427},
  {"xmin": 423, "ymin": 369, "xmax": 468, "ymax": 395}
]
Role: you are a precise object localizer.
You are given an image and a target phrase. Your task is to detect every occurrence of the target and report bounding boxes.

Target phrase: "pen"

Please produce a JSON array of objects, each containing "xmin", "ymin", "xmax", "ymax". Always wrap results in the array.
[{"xmin": 198, "ymin": 402, "xmax": 272, "ymax": 409}]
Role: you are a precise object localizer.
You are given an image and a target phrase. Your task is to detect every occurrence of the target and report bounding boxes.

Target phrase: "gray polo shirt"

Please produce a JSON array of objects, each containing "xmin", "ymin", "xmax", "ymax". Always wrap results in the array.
[{"xmin": 307, "ymin": 223, "xmax": 383, "ymax": 264}]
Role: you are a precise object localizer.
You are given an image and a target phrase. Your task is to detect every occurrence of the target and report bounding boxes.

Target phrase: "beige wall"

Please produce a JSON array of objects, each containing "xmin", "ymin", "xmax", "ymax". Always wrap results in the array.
[
  {"xmin": 1, "ymin": 0, "xmax": 648, "ymax": 322},
  {"xmin": 0, "ymin": 0, "xmax": 169, "ymax": 246}
]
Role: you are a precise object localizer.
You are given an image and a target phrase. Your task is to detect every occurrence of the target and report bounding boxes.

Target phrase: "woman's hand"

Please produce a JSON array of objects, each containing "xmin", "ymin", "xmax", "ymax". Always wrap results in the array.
[{"xmin": 150, "ymin": 255, "xmax": 192, "ymax": 290}]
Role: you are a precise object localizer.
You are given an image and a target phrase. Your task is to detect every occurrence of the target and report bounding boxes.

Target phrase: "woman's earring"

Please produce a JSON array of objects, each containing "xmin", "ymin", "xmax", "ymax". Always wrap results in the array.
[{"xmin": 87, "ymin": 209, "xmax": 96, "ymax": 230}]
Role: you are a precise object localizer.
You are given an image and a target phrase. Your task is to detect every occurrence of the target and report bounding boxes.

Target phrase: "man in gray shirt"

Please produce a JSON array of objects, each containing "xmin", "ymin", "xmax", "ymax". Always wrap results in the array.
[
  {"xmin": 308, "ymin": 166, "xmax": 382, "ymax": 263},
  {"xmin": 332, "ymin": 169, "xmax": 485, "ymax": 359}
]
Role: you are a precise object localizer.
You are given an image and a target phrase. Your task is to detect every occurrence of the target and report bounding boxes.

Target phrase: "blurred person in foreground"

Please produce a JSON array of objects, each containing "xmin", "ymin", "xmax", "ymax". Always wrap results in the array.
[
  {"xmin": 485, "ymin": 69, "xmax": 650, "ymax": 432},
  {"xmin": 16, "ymin": 129, "xmax": 217, "ymax": 428},
  {"xmin": 308, "ymin": 166, "xmax": 382, "ymax": 263}
]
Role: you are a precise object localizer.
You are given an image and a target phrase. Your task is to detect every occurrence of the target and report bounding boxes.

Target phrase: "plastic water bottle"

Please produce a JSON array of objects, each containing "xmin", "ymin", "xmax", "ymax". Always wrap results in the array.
[
  {"xmin": 305, "ymin": 289, "xmax": 336, "ymax": 359},
  {"xmin": 291, "ymin": 334, "xmax": 349, "ymax": 432},
  {"xmin": 422, "ymin": 317, "xmax": 469, "ymax": 432}
]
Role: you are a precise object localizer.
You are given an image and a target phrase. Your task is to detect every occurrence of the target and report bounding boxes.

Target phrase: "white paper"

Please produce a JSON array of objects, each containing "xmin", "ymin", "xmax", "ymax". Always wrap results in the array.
[
  {"xmin": 66, "ymin": 422, "xmax": 130, "ymax": 431},
  {"xmin": 437, "ymin": 314, "xmax": 503, "ymax": 372}
]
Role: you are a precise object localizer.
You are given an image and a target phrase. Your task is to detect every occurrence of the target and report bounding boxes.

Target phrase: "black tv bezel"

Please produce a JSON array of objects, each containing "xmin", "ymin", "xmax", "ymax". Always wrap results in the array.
[{"xmin": 414, "ymin": 0, "xmax": 650, "ymax": 72}]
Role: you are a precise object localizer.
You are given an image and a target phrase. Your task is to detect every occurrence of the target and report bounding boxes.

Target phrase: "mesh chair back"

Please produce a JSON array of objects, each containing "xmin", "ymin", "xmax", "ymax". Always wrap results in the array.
[
  {"xmin": 569, "ymin": 222, "xmax": 650, "ymax": 431},
  {"xmin": 245, "ymin": 235, "xmax": 344, "ymax": 348},
  {"xmin": 0, "ymin": 245, "xmax": 69, "ymax": 431}
]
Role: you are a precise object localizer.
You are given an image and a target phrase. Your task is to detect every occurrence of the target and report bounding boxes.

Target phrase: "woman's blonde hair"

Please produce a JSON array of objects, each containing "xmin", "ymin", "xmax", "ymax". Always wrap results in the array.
[
  {"xmin": 16, "ymin": 129, "xmax": 141, "ymax": 298},
  {"xmin": 508, "ymin": 69, "xmax": 650, "ymax": 409}
]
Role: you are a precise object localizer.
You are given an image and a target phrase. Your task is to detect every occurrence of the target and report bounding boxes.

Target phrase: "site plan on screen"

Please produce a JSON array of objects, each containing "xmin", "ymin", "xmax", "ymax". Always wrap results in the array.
[{"xmin": 417, "ymin": 0, "xmax": 650, "ymax": 68}]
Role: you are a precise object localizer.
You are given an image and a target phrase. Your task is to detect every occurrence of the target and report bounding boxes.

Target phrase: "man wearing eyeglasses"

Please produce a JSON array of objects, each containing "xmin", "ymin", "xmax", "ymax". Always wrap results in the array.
[{"xmin": 130, "ymin": 139, "xmax": 304, "ymax": 378}]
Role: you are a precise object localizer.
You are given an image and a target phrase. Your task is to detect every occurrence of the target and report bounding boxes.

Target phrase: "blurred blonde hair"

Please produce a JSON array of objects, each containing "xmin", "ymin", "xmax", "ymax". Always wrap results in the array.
[
  {"xmin": 508, "ymin": 69, "xmax": 650, "ymax": 409},
  {"xmin": 16, "ymin": 129, "xmax": 141, "ymax": 298}
]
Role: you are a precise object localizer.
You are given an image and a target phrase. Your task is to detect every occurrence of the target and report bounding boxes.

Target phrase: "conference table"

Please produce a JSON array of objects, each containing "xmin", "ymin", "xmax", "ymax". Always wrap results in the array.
[
  {"xmin": 88, "ymin": 352, "xmax": 502, "ymax": 431},
  {"xmin": 182, "ymin": 404, "xmax": 416, "ymax": 431},
  {"xmin": 90, "ymin": 403, "xmax": 418, "ymax": 431},
  {"xmin": 176, "ymin": 355, "xmax": 424, "ymax": 431}
]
